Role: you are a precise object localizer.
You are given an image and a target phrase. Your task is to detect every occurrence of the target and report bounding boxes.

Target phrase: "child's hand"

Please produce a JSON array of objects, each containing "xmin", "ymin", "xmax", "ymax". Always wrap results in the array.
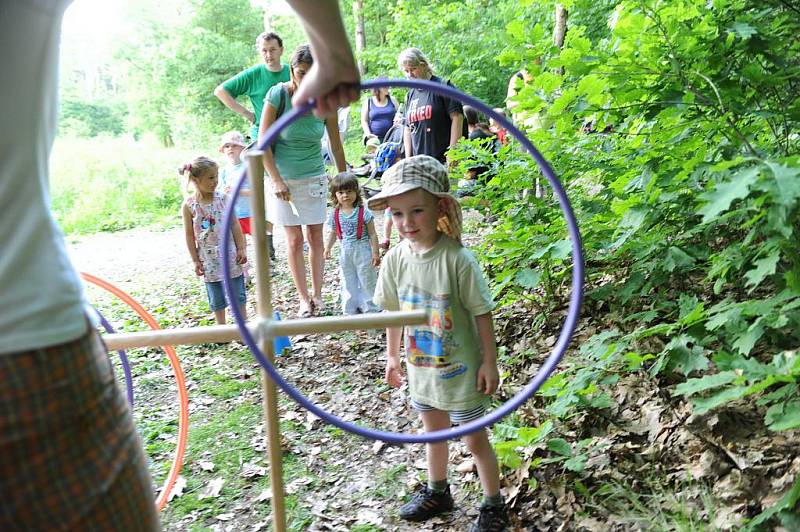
[
  {"xmin": 324, "ymin": 248, "xmax": 332, "ymax": 260},
  {"xmin": 193, "ymin": 260, "xmax": 205, "ymax": 277},
  {"xmin": 385, "ymin": 357, "xmax": 405, "ymax": 388},
  {"xmin": 476, "ymin": 361, "xmax": 500, "ymax": 395},
  {"xmin": 236, "ymin": 248, "xmax": 247, "ymax": 265},
  {"xmin": 371, "ymin": 253, "xmax": 381, "ymax": 267}
]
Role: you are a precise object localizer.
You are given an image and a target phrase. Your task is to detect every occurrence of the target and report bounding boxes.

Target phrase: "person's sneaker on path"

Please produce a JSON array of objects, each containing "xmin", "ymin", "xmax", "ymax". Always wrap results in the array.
[
  {"xmin": 469, "ymin": 503, "xmax": 509, "ymax": 532},
  {"xmin": 398, "ymin": 484, "xmax": 454, "ymax": 522}
]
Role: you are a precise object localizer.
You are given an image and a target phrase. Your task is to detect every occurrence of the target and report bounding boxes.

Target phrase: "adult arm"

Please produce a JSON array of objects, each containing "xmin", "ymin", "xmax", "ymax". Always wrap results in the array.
[
  {"xmin": 404, "ymin": 125, "xmax": 413, "ymax": 158},
  {"xmin": 258, "ymin": 99, "xmax": 290, "ymax": 201},
  {"xmin": 361, "ymin": 98, "xmax": 374, "ymax": 138},
  {"xmin": 324, "ymin": 116, "xmax": 348, "ymax": 172},
  {"xmin": 285, "ymin": 0, "xmax": 359, "ymax": 116},
  {"xmin": 214, "ymin": 84, "xmax": 255, "ymax": 125},
  {"xmin": 449, "ymin": 110, "xmax": 464, "ymax": 150}
]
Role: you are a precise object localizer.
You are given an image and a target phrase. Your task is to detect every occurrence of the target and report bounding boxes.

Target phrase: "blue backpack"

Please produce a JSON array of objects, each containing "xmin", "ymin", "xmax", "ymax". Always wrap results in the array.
[{"xmin": 374, "ymin": 141, "xmax": 402, "ymax": 173}]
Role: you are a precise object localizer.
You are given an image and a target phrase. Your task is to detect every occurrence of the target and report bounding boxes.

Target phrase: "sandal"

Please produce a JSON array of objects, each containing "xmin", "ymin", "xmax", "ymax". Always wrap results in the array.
[
  {"xmin": 310, "ymin": 298, "xmax": 325, "ymax": 316},
  {"xmin": 298, "ymin": 301, "xmax": 312, "ymax": 318}
]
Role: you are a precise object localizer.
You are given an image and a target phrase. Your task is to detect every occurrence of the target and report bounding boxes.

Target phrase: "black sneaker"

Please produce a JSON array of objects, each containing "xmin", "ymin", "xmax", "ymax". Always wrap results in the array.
[
  {"xmin": 469, "ymin": 504, "xmax": 509, "ymax": 532},
  {"xmin": 398, "ymin": 485, "xmax": 454, "ymax": 522}
]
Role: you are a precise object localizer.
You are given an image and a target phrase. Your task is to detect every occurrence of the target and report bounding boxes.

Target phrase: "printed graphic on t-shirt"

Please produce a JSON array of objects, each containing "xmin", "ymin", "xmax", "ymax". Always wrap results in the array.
[
  {"xmin": 406, "ymin": 97, "xmax": 432, "ymax": 125},
  {"xmin": 400, "ymin": 285, "xmax": 466, "ymax": 380}
]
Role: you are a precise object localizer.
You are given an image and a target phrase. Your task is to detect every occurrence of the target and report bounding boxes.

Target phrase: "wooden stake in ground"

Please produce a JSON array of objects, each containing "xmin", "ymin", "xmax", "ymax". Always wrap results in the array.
[{"xmin": 246, "ymin": 151, "xmax": 287, "ymax": 531}]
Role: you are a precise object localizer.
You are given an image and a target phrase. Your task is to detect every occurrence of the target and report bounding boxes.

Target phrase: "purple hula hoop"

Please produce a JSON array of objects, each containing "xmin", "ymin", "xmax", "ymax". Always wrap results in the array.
[
  {"xmin": 221, "ymin": 78, "xmax": 584, "ymax": 444},
  {"xmin": 93, "ymin": 306, "xmax": 135, "ymax": 407}
]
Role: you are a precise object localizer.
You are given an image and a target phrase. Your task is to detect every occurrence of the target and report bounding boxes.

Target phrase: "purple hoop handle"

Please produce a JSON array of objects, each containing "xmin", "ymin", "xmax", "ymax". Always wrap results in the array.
[
  {"xmin": 221, "ymin": 78, "xmax": 584, "ymax": 444},
  {"xmin": 93, "ymin": 306, "xmax": 135, "ymax": 407}
]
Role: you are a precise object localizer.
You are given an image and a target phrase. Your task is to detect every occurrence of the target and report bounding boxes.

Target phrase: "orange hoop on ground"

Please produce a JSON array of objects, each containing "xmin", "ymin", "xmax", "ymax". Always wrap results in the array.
[{"xmin": 80, "ymin": 272, "xmax": 189, "ymax": 512}]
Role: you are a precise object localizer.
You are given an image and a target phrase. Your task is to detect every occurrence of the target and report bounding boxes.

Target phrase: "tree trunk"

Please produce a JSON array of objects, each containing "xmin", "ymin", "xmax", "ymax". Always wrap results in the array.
[
  {"xmin": 553, "ymin": 3, "xmax": 568, "ymax": 75},
  {"xmin": 554, "ymin": 3, "xmax": 567, "ymax": 48},
  {"xmin": 353, "ymin": 0, "xmax": 366, "ymax": 75}
]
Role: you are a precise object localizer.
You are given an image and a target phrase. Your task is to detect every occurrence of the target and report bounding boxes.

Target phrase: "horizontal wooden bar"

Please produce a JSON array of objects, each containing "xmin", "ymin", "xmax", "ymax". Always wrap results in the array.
[{"xmin": 101, "ymin": 310, "xmax": 428, "ymax": 351}]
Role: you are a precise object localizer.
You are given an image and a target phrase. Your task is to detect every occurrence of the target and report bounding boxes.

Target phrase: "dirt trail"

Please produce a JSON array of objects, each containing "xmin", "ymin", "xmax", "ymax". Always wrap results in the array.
[{"xmin": 67, "ymin": 224, "xmax": 507, "ymax": 531}]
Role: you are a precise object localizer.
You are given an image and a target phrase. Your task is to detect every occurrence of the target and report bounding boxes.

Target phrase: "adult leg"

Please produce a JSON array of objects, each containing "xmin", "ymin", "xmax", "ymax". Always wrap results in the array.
[
  {"xmin": 284, "ymin": 225, "xmax": 311, "ymax": 313},
  {"xmin": 306, "ymin": 223, "xmax": 325, "ymax": 310},
  {"xmin": 213, "ymin": 309, "xmax": 226, "ymax": 324}
]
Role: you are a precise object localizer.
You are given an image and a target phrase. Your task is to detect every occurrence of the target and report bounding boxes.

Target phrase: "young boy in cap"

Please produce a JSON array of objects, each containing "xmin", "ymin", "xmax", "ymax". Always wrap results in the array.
[{"xmin": 369, "ymin": 155, "xmax": 509, "ymax": 531}]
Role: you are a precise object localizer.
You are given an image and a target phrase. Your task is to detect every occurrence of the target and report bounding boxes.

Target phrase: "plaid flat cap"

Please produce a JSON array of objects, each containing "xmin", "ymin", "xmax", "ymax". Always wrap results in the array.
[{"xmin": 367, "ymin": 155, "xmax": 454, "ymax": 211}]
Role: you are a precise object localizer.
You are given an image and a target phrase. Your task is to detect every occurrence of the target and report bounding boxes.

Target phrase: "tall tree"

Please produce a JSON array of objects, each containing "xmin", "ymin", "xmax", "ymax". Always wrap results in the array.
[{"xmin": 353, "ymin": 0, "xmax": 367, "ymax": 75}]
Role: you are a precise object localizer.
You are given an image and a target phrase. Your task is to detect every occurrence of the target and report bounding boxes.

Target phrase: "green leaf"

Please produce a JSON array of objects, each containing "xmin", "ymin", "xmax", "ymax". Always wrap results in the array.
[
  {"xmin": 664, "ymin": 246, "xmax": 695, "ymax": 272},
  {"xmin": 767, "ymin": 162, "xmax": 800, "ymax": 206},
  {"xmin": 697, "ymin": 166, "xmax": 760, "ymax": 223},
  {"xmin": 517, "ymin": 421, "xmax": 553, "ymax": 446},
  {"xmin": 564, "ymin": 454, "xmax": 587, "ymax": 473},
  {"xmin": 744, "ymin": 250, "xmax": 780, "ymax": 289},
  {"xmin": 767, "ymin": 400, "xmax": 800, "ymax": 432},
  {"xmin": 691, "ymin": 386, "xmax": 749, "ymax": 414},
  {"xmin": 547, "ymin": 438, "xmax": 572, "ymax": 456},
  {"xmin": 729, "ymin": 22, "xmax": 757, "ymax": 40},
  {"xmin": 674, "ymin": 371, "xmax": 739, "ymax": 397},
  {"xmin": 732, "ymin": 322, "xmax": 765, "ymax": 355},
  {"xmin": 515, "ymin": 268, "xmax": 542, "ymax": 289}
]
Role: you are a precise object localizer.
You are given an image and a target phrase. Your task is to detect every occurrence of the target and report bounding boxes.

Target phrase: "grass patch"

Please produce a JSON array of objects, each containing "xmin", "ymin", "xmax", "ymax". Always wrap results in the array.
[{"xmin": 51, "ymin": 136, "xmax": 194, "ymax": 235}]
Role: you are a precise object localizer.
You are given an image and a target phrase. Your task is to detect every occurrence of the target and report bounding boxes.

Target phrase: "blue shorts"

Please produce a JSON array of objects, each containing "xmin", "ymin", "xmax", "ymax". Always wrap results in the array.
[
  {"xmin": 409, "ymin": 398, "xmax": 487, "ymax": 424},
  {"xmin": 205, "ymin": 275, "xmax": 246, "ymax": 312}
]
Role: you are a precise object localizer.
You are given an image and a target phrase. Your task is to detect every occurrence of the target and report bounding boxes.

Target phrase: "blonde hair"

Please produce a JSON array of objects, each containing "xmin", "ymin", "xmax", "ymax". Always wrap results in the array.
[
  {"xmin": 397, "ymin": 47, "xmax": 433, "ymax": 76},
  {"xmin": 178, "ymin": 156, "xmax": 218, "ymax": 196}
]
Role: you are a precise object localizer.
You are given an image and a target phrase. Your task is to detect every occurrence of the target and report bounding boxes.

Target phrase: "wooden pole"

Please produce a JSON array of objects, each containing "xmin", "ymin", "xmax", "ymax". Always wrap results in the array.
[
  {"xmin": 247, "ymin": 151, "xmax": 286, "ymax": 532},
  {"xmin": 102, "ymin": 310, "xmax": 427, "ymax": 351}
]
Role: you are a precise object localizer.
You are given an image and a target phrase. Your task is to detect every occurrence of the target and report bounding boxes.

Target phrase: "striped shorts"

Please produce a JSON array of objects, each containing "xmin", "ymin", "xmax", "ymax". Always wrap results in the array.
[
  {"xmin": 410, "ymin": 398, "xmax": 487, "ymax": 424},
  {"xmin": 0, "ymin": 326, "xmax": 160, "ymax": 531}
]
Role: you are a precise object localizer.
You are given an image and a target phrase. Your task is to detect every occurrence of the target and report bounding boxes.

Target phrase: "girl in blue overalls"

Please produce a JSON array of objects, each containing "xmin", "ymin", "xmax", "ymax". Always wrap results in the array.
[{"xmin": 324, "ymin": 172, "xmax": 382, "ymax": 314}]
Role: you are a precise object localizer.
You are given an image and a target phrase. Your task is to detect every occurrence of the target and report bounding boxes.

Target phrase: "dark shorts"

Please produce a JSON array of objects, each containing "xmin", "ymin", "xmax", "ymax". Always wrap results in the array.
[
  {"xmin": 206, "ymin": 274, "xmax": 246, "ymax": 311},
  {"xmin": 0, "ymin": 327, "xmax": 159, "ymax": 530}
]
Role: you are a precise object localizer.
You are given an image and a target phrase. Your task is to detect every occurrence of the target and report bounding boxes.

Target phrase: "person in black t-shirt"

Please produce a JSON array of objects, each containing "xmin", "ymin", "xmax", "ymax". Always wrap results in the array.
[{"xmin": 397, "ymin": 48, "xmax": 464, "ymax": 165}]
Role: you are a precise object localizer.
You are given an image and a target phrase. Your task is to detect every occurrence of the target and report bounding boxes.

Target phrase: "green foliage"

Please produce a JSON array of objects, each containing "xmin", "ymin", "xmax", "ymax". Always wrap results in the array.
[
  {"xmin": 59, "ymin": 98, "xmax": 127, "ymax": 137},
  {"xmin": 50, "ymin": 137, "xmax": 190, "ymax": 234},
  {"xmin": 467, "ymin": 3, "xmax": 800, "ymax": 523},
  {"xmin": 118, "ymin": 0, "xmax": 271, "ymax": 147}
]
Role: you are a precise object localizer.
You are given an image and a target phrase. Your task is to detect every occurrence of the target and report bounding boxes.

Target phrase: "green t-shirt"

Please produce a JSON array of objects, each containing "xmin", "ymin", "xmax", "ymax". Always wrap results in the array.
[
  {"xmin": 265, "ymin": 84, "xmax": 326, "ymax": 179},
  {"xmin": 221, "ymin": 63, "xmax": 290, "ymax": 139},
  {"xmin": 374, "ymin": 236, "xmax": 495, "ymax": 411}
]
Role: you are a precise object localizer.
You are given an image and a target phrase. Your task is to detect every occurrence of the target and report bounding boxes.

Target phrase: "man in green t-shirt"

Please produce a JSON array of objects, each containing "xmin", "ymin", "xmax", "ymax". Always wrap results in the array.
[
  {"xmin": 214, "ymin": 31, "xmax": 290, "ymax": 259},
  {"xmin": 214, "ymin": 31, "xmax": 291, "ymax": 141}
]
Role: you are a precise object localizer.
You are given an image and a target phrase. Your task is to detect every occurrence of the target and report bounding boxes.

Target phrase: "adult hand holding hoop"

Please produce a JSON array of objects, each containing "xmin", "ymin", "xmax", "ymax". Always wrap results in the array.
[{"xmin": 285, "ymin": 0, "xmax": 360, "ymax": 116}]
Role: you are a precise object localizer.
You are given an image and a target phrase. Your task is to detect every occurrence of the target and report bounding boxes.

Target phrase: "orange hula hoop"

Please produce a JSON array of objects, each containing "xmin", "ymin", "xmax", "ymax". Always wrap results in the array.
[{"xmin": 80, "ymin": 272, "xmax": 189, "ymax": 512}]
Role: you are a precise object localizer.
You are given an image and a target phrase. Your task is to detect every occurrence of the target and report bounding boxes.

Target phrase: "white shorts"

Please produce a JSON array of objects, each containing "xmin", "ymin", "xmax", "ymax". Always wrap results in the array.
[{"xmin": 267, "ymin": 174, "xmax": 328, "ymax": 226}]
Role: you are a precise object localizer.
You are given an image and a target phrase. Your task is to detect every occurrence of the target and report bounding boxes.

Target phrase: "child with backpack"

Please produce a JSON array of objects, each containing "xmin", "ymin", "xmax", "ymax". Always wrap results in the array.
[{"xmin": 323, "ymin": 172, "xmax": 382, "ymax": 314}]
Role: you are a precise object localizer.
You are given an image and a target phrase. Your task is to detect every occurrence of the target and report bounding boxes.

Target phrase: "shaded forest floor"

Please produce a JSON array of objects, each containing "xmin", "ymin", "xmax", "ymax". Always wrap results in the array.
[{"xmin": 67, "ymin": 218, "xmax": 799, "ymax": 531}]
